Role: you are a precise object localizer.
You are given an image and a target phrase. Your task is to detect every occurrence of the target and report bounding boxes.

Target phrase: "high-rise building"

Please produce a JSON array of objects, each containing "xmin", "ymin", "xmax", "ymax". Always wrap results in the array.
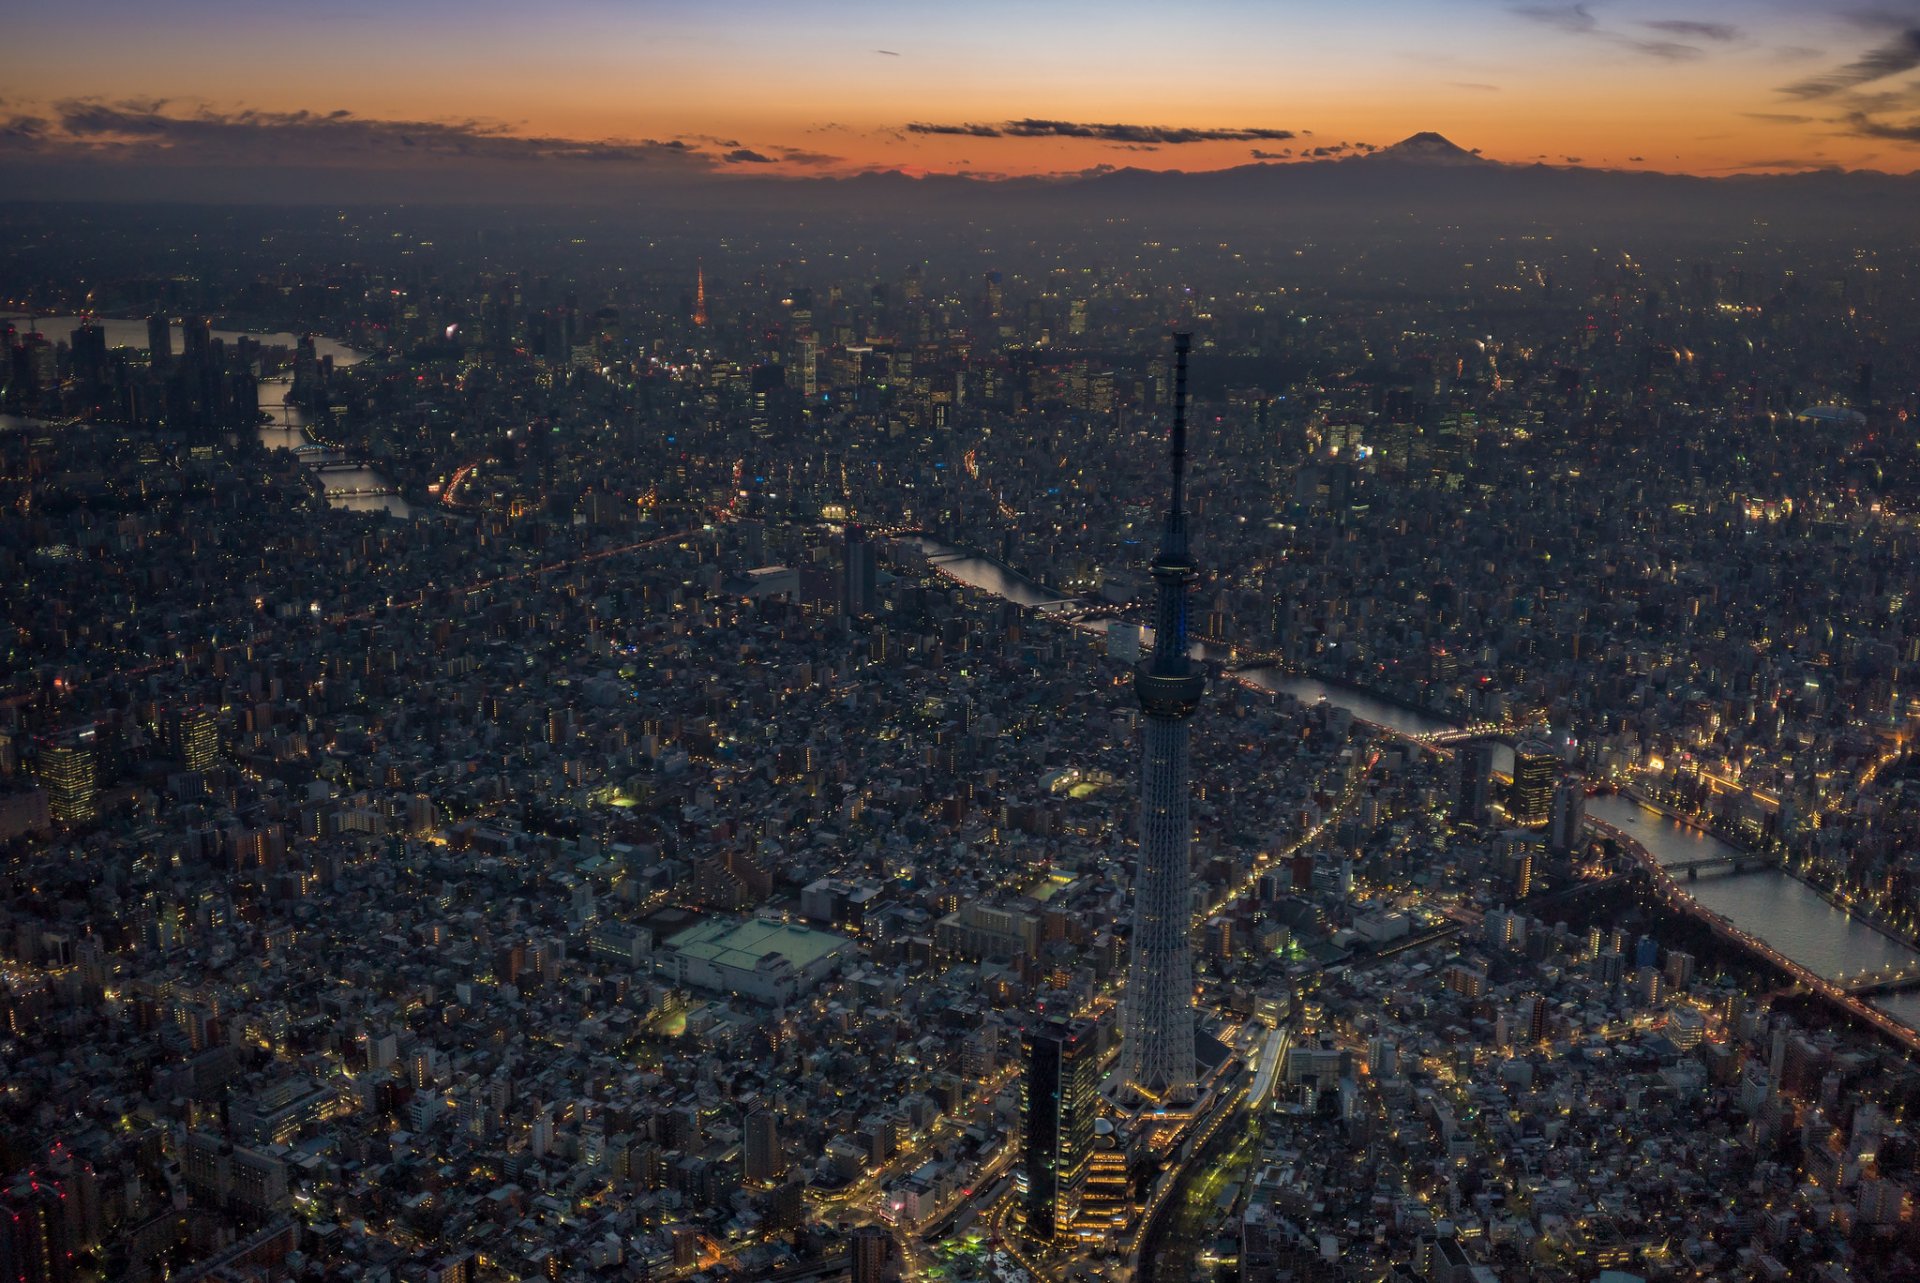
[
  {"xmin": 1548, "ymin": 775, "xmax": 1586, "ymax": 853},
  {"xmin": 181, "ymin": 315, "xmax": 213, "ymax": 368},
  {"xmin": 1525, "ymin": 994, "xmax": 1550, "ymax": 1043},
  {"xmin": 0, "ymin": 1175, "xmax": 75, "ymax": 1283},
  {"xmin": 1022, "ymin": 1016, "xmax": 1099, "ymax": 1239},
  {"xmin": 847, "ymin": 1225, "xmax": 894, "ymax": 1283},
  {"xmin": 40, "ymin": 741, "xmax": 97, "ymax": 826},
  {"xmin": 844, "ymin": 524, "xmax": 876, "ymax": 619},
  {"xmin": 1452, "ymin": 742, "xmax": 1496, "ymax": 824},
  {"xmin": 1122, "ymin": 332, "xmax": 1202, "ymax": 1105},
  {"xmin": 146, "ymin": 314, "xmax": 171, "ymax": 366},
  {"xmin": 742, "ymin": 1109, "xmax": 783, "ymax": 1187},
  {"xmin": 1508, "ymin": 739, "xmax": 1558, "ymax": 826},
  {"xmin": 180, "ymin": 705, "xmax": 220, "ymax": 773}
]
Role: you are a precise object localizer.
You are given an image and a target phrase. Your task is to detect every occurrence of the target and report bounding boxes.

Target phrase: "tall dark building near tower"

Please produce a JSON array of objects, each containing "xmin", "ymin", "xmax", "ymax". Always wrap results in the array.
[
  {"xmin": 1022, "ymin": 1017, "xmax": 1098, "ymax": 1239},
  {"xmin": 844, "ymin": 524, "xmax": 876, "ymax": 619},
  {"xmin": 1122, "ymin": 331, "xmax": 1202, "ymax": 1104}
]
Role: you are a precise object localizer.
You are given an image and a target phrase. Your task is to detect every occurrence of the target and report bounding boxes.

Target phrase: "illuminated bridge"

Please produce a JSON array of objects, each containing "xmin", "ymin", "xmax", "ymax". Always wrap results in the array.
[
  {"xmin": 1424, "ymin": 722, "xmax": 1517, "ymax": 746},
  {"xmin": 1663, "ymin": 852, "xmax": 1783, "ymax": 878},
  {"xmin": 1837, "ymin": 962, "xmax": 1920, "ymax": 997}
]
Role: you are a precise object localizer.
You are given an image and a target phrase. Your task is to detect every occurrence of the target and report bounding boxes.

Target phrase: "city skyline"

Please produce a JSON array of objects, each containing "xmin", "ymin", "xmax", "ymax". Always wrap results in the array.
[
  {"xmin": 4, "ymin": 1, "xmax": 1920, "ymax": 201},
  {"xmin": 9, "ymin": 5, "xmax": 1920, "ymax": 1281}
]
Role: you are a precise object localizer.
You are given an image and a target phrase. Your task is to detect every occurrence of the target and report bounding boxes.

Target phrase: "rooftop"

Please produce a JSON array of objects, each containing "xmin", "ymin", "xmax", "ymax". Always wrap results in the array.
[{"xmin": 664, "ymin": 917, "xmax": 849, "ymax": 971}]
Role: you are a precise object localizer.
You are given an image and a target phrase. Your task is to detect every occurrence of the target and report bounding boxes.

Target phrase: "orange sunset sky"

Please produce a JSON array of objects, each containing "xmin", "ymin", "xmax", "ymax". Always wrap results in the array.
[{"xmin": 3, "ymin": 1, "xmax": 1918, "ymax": 185}]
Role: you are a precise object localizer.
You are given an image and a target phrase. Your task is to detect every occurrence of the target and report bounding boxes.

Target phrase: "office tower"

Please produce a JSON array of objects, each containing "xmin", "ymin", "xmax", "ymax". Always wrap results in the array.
[
  {"xmin": 847, "ymin": 1225, "xmax": 894, "ymax": 1283},
  {"xmin": 742, "ymin": 1109, "xmax": 784, "ymax": 1187},
  {"xmin": 1513, "ymin": 849, "xmax": 1533, "ymax": 900},
  {"xmin": 40, "ymin": 742, "xmax": 97, "ymax": 825},
  {"xmin": 1664, "ymin": 949, "xmax": 1696, "ymax": 990},
  {"xmin": 1526, "ymin": 994, "xmax": 1550, "ymax": 1043},
  {"xmin": 146, "ymin": 314, "xmax": 171, "ymax": 366},
  {"xmin": 1121, "ymin": 332, "xmax": 1203, "ymax": 1105},
  {"xmin": 180, "ymin": 705, "xmax": 220, "ymax": 773},
  {"xmin": 1509, "ymin": 739, "xmax": 1558, "ymax": 826},
  {"xmin": 1453, "ymin": 742, "xmax": 1495, "ymax": 824},
  {"xmin": 1548, "ymin": 776, "xmax": 1586, "ymax": 853},
  {"xmin": 0, "ymin": 1176, "xmax": 75, "ymax": 1283},
  {"xmin": 181, "ymin": 315, "xmax": 213, "ymax": 368},
  {"xmin": 70, "ymin": 321, "xmax": 108, "ymax": 415},
  {"xmin": 1023, "ymin": 1017, "xmax": 1098, "ymax": 1239},
  {"xmin": 844, "ymin": 524, "xmax": 876, "ymax": 619}
]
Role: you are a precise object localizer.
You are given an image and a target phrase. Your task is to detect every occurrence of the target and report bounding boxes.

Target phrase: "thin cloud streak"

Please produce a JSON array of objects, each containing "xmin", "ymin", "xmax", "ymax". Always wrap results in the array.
[
  {"xmin": 907, "ymin": 119, "xmax": 1296, "ymax": 145},
  {"xmin": 1780, "ymin": 29, "xmax": 1920, "ymax": 98},
  {"xmin": 1511, "ymin": 3, "xmax": 1711, "ymax": 60}
]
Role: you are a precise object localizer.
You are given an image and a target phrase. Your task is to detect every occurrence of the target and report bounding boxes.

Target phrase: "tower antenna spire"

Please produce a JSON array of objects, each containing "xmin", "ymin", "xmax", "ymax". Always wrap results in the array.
[
  {"xmin": 1162, "ymin": 330, "xmax": 1192, "ymax": 555},
  {"xmin": 694, "ymin": 259, "xmax": 708, "ymax": 328}
]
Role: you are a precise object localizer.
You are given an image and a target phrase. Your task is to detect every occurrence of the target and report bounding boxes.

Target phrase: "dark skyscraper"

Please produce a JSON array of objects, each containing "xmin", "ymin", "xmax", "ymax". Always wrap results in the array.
[
  {"xmin": 146, "ymin": 314, "xmax": 170, "ymax": 366},
  {"xmin": 847, "ymin": 1225, "xmax": 894, "ymax": 1283},
  {"xmin": 1022, "ymin": 1016, "xmax": 1098, "ymax": 1239},
  {"xmin": 181, "ymin": 315, "xmax": 213, "ymax": 368},
  {"xmin": 1453, "ymin": 741, "xmax": 1496, "ymax": 824},
  {"xmin": 844, "ymin": 524, "xmax": 876, "ymax": 619},
  {"xmin": 1122, "ymin": 331, "xmax": 1201, "ymax": 1104},
  {"xmin": 1548, "ymin": 775, "xmax": 1587, "ymax": 854},
  {"xmin": 742, "ymin": 1108, "xmax": 783, "ymax": 1187}
]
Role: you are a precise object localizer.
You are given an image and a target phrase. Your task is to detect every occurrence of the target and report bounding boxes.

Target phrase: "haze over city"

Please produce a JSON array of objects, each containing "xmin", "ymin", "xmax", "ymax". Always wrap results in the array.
[{"xmin": 7, "ymin": 6, "xmax": 1920, "ymax": 1283}]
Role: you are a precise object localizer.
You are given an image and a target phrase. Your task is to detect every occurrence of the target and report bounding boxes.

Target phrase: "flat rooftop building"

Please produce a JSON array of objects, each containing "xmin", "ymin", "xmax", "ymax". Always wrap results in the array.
[{"xmin": 655, "ymin": 918, "xmax": 851, "ymax": 1004}]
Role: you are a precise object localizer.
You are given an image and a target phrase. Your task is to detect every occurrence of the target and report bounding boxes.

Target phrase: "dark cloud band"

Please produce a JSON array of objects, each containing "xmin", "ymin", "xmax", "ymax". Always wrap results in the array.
[{"xmin": 907, "ymin": 118, "xmax": 1295, "ymax": 144}]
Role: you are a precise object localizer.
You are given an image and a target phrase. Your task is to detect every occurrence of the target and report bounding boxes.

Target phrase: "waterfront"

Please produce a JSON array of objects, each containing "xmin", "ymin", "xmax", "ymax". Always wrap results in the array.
[
  {"xmin": 0, "ymin": 313, "xmax": 412, "ymax": 516},
  {"xmin": 911, "ymin": 539, "xmax": 1067, "ymax": 609},
  {"xmin": 255, "ymin": 377, "xmax": 414, "ymax": 517},
  {"xmin": 912, "ymin": 541, "xmax": 1920, "ymax": 1029}
]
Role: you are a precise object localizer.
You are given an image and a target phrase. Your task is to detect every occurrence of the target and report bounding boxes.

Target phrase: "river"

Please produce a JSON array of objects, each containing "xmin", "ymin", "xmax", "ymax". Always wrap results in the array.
[
  {"xmin": 1256, "ymin": 678, "xmax": 1920, "ymax": 1025},
  {"xmin": 910, "ymin": 538, "xmax": 1066, "ymax": 609},
  {"xmin": 0, "ymin": 313, "xmax": 413, "ymax": 517},
  {"xmin": 913, "ymin": 535, "xmax": 1920, "ymax": 1026}
]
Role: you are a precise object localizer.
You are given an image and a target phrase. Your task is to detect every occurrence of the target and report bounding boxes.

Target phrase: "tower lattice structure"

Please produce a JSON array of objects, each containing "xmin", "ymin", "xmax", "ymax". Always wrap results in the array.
[{"xmin": 1122, "ymin": 331, "xmax": 1202, "ymax": 1103}]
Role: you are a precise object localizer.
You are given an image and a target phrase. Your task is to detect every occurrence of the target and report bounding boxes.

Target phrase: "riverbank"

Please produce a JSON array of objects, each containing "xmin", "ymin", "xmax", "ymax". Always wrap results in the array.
[
  {"xmin": 914, "ymin": 527, "xmax": 1920, "ymax": 1021},
  {"xmin": 1237, "ymin": 661, "xmax": 1459, "ymax": 725},
  {"xmin": 1623, "ymin": 784, "xmax": 1920, "ymax": 953}
]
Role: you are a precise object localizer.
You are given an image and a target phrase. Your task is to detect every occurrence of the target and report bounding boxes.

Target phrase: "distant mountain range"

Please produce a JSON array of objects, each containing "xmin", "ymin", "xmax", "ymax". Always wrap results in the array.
[
  {"xmin": 746, "ymin": 133, "xmax": 1918, "ymax": 229},
  {"xmin": 5, "ymin": 132, "xmax": 1917, "ymax": 226}
]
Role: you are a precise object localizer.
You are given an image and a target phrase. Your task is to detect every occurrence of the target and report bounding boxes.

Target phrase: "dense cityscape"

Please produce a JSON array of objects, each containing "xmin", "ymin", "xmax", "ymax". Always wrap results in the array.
[{"xmin": 6, "ymin": 91, "xmax": 1920, "ymax": 1283}]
